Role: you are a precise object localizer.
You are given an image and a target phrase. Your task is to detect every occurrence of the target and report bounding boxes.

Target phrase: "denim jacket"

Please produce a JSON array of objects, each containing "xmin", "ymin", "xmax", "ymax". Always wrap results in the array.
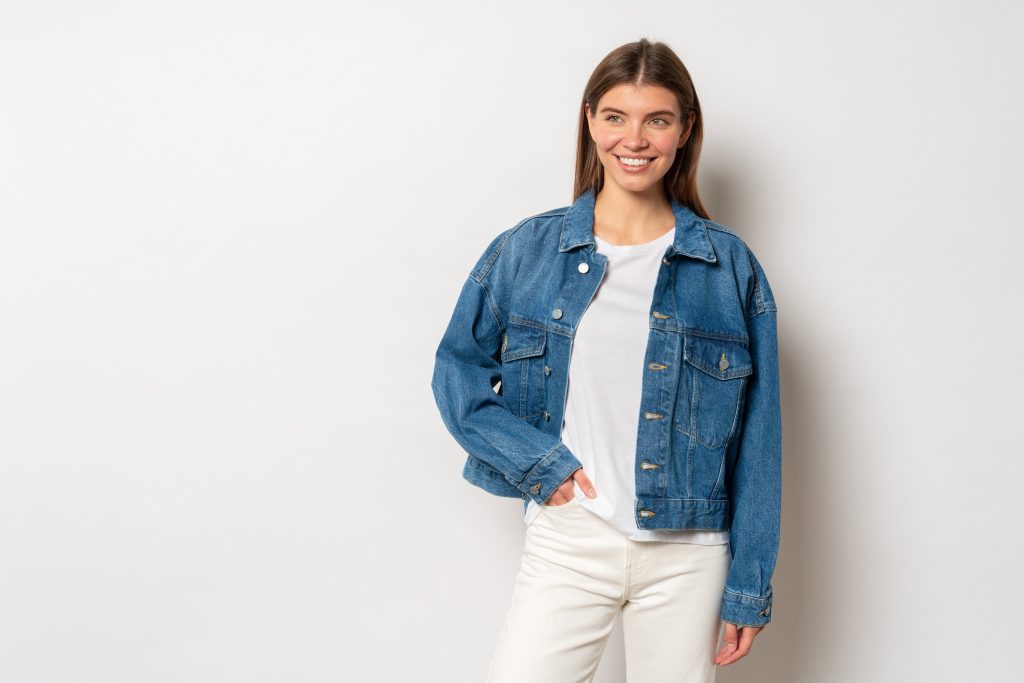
[{"xmin": 431, "ymin": 187, "xmax": 782, "ymax": 627}]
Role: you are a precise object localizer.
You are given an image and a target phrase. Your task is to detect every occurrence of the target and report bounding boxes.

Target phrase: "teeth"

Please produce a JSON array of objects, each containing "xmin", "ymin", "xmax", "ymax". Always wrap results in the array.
[{"xmin": 618, "ymin": 156, "xmax": 651, "ymax": 166}]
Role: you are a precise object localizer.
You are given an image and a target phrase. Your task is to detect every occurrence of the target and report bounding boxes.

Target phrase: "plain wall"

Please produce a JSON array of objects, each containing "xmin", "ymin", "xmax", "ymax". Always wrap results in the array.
[{"xmin": 1, "ymin": 1, "xmax": 1021, "ymax": 681}]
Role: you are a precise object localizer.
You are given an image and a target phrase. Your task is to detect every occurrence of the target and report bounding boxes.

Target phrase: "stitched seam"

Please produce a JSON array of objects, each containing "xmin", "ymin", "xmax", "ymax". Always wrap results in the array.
[
  {"xmin": 743, "ymin": 306, "xmax": 777, "ymax": 322},
  {"xmin": 471, "ymin": 227, "xmax": 516, "ymax": 283},
  {"xmin": 651, "ymin": 324, "xmax": 748, "ymax": 344},
  {"xmin": 634, "ymin": 497, "xmax": 730, "ymax": 502},
  {"xmin": 469, "ymin": 277, "xmax": 505, "ymax": 333},
  {"xmin": 472, "ymin": 212, "xmax": 565, "ymax": 282},
  {"xmin": 724, "ymin": 588, "xmax": 771, "ymax": 602},
  {"xmin": 507, "ymin": 314, "xmax": 575, "ymax": 339},
  {"xmin": 702, "ymin": 220, "xmax": 741, "ymax": 239},
  {"xmin": 518, "ymin": 441, "xmax": 566, "ymax": 487},
  {"xmin": 744, "ymin": 247, "xmax": 765, "ymax": 315}
]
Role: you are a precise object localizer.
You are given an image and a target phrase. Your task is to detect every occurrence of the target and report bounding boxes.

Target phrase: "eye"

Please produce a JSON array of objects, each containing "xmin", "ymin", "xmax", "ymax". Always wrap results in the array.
[
  {"xmin": 650, "ymin": 118, "xmax": 669, "ymax": 125},
  {"xmin": 606, "ymin": 115, "xmax": 622, "ymax": 122}
]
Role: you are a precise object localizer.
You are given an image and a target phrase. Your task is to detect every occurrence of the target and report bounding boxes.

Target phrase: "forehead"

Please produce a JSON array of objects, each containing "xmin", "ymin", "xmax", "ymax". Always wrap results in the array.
[{"xmin": 596, "ymin": 83, "xmax": 680, "ymax": 114}]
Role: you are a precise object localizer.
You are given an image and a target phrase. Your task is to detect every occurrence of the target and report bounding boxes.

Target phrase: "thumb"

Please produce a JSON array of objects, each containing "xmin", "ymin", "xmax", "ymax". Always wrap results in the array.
[{"xmin": 573, "ymin": 468, "xmax": 597, "ymax": 497}]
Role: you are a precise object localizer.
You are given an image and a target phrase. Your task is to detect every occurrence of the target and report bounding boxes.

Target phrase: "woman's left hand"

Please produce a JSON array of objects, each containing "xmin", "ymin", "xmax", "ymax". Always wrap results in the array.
[{"xmin": 713, "ymin": 621, "xmax": 764, "ymax": 666}]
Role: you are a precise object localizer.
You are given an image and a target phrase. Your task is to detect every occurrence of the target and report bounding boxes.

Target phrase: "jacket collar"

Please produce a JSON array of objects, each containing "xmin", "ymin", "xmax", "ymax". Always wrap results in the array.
[{"xmin": 558, "ymin": 187, "xmax": 717, "ymax": 262}]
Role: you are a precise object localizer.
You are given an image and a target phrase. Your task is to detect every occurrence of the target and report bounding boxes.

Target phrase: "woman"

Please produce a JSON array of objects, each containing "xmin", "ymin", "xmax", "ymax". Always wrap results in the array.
[{"xmin": 431, "ymin": 38, "xmax": 782, "ymax": 682}]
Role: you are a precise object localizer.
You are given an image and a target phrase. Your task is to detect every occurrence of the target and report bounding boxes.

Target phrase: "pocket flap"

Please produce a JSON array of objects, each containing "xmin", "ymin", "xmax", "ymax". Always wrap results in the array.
[
  {"xmin": 684, "ymin": 334, "xmax": 753, "ymax": 379},
  {"xmin": 501, "ymin": 323, "xmax": 546, "ymax": 362}
]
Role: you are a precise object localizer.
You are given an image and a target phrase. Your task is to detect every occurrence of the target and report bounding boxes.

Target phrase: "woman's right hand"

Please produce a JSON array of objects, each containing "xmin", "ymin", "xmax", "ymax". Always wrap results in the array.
[{"xmin": 543, "ymin": 467, "xmax": 597, "ymax": 506}]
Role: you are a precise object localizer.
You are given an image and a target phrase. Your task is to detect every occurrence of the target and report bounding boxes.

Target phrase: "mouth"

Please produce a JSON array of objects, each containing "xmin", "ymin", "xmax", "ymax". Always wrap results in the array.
[{"xmin": 614, "ymin": 154, "xmax": 656, "ymax": 171}]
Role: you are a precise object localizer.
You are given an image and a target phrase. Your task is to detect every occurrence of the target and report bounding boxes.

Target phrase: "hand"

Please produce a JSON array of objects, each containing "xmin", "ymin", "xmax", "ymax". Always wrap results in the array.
[
  {"xmin": 714, "ymin": 621, "xmax": 763, "ymax": 666},
  {"xmin": 543, "ymin": 467, "xmax": 597, "ymax": 506}
]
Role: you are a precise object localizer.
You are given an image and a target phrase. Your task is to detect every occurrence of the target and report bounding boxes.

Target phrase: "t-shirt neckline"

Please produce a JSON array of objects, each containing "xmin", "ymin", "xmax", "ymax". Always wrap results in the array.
[{"xmin": 593, "ymin": 227, "xmax": 675, "ymax": 255}]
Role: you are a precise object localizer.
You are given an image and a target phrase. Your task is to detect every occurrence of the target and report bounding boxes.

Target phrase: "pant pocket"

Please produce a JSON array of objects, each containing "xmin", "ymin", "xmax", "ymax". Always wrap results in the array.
[{"xmin": 540, "ymin": 495, "xmax": 582, "ymax": 515}]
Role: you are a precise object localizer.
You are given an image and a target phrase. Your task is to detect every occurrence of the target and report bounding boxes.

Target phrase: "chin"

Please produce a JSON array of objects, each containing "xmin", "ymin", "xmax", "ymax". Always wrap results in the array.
[{"xmin": 605, "ymin": 174, "xmax": 664, "ymax": 194}]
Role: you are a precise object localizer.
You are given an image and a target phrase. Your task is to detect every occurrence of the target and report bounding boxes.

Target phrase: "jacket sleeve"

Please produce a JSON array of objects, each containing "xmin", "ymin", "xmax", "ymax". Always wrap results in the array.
[
  {"xmin": 430, "ymin": 233, "xmax": 583, "ymax": 505},
  {"xmin": 720, "ymin": 249, "xmax": 782, "ymax": 628}
]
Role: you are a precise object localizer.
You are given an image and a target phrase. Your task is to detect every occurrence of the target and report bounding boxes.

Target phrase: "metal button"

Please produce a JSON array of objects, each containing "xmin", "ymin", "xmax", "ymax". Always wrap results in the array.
[
  {"xmin": 551, "ymin": 308, "xmax": 563, "ymax": 320},
  {"xmin": 640, "ymin": 461, "xmax": 660, "ymax": 470},
  {"xmin": 719, "ymin": 353, "xmax": 729, "ymax": 371},
  {"xmin": 529, "ymin": 483, "xmax": 541, "ymax": 494},
  {"xmin": 644, "ymin": 411, "xmax": 664, "ymax": 420},
  {"xmin": 648, "ymin": 362, "xmax": 668, "ymax": 370},
  {"xmin": 651, "ymin": 311, "xmax": 670, "ymax": 319},
  {"xmin": 639, "ymin": 509, "xmax": 655, "ymax": 518},
  {"xmin": 543, "ymin": 410, "xmax": 550, "ymax": 421},
  {"xmin": 577, "ymin": 262, "xmax": 590, "ymax": 273},
  {"xmin": 662, "ymin": 257, "xmax": 671, "ymax": 265},
  {"xmin": 543, "ymin": 365, "xmax": 551, "ymax": 375}
]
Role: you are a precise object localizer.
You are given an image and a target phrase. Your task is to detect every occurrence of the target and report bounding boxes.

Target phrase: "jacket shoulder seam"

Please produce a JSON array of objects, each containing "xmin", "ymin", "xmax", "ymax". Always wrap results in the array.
[
  {"xmin": 469, "ymin": 223, "xmax": 521, "ymax": 283},
  {"xmin": 702, "ymin": 219, "xmax": 747, "ymax": 243},
  {"xmin": 744, "ymin": 246, "xmax": 770, "ymax": 316},
  {"xmin": 529, "ymin": 206, "xmax": 570, "ymax": 220},
  {"xmin": 470, "ymin": 275, "xmax": 505, "ymax": 332},
  {"xmin": 470, "ymin": 209, "xmax": 567, "ymax": 282}
]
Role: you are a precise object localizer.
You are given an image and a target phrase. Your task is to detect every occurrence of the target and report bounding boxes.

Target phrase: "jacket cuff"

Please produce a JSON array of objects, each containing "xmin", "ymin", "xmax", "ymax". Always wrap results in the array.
[
  {"xmin": 515, "ymin": 442, "xmax": 581, "ymax": 504},
  {"xmin": 721, "ymin": 588, "xmax": 773, "ymax": 627}
]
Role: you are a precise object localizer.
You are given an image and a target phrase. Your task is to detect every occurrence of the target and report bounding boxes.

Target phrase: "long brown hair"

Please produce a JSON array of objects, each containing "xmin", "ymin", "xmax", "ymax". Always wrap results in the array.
[{"xmin": 573, "ymin": 38, "xmax": 711, "ymax": 220}]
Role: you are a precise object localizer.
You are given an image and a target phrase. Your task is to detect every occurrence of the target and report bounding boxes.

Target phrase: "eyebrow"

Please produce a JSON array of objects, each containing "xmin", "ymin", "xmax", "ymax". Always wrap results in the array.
[{"xmin": 598, "ymin": 106, "xmax": 677, "ymax": 118}]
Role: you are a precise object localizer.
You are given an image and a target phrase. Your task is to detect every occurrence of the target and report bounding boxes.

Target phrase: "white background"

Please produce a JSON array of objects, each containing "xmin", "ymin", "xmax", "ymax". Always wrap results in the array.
[{"xmin": 1, "ymin": 1, "xmax": 1021, "ymax": 681}]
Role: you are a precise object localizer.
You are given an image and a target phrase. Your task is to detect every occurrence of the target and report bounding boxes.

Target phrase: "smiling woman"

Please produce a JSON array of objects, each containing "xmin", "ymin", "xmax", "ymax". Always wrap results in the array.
[
  {"xmin": 431, "ymin": 36, "xmax": 782, "ymax": 682},
  {"xmin": 587, "ymin": 89, "xmax": 695, "ymax": 184}
]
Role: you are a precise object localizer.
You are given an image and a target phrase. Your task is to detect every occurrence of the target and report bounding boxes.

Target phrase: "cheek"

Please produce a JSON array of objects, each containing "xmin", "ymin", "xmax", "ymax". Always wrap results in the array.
[
  {"xmin": 654, "ymin": 132, "xmax": 684, "ymax": 155},
  {"xmin": 590, "ymin": 127, "xmax": 619, "ymax": 151}
]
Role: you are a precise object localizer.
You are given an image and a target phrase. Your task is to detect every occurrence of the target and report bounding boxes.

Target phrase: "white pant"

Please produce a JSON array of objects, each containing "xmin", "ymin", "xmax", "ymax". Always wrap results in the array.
[{"xmin": 486, "ymin": 496, "xmax": 731, "ymax": 683}]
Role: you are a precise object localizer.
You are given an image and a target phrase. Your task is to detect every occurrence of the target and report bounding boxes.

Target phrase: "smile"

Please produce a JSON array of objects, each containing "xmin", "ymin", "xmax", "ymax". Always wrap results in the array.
[{"xmin": 615, "ymin": 155, "xmax": 655, "ymax": 171}]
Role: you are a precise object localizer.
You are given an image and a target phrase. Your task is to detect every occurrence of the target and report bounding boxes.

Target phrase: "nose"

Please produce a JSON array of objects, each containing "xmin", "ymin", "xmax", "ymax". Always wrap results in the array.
[{"xmin": 622, "ymin": 122, "xmax": 647, "ymax": 151}]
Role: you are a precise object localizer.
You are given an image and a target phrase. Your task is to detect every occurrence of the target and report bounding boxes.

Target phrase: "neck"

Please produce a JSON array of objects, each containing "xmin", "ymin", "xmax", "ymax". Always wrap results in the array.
[{"xmin": 593, "ymin": 183, "xmax": 675, "ymax": 246}]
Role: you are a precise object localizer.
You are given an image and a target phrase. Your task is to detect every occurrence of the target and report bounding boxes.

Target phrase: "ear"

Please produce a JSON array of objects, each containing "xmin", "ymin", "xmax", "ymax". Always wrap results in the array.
[
  {"xmin": 584, "ymin": 102, "xmax": 599, "ymax": 143},
  {"xmin": 677, "ymin": 111, "xmax": 695, "ymax": 148}
]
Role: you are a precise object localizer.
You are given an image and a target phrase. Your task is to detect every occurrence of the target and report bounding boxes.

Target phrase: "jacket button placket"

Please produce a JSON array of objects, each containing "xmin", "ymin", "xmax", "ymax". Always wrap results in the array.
[{"xmin": 635, "ymin": 302, "xmax": 677, "ymax": 525}]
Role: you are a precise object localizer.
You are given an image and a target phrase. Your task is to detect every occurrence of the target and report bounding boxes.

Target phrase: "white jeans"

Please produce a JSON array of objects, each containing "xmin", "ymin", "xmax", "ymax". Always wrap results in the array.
[{"xmin": 486, "ymin": 496, "xmax": 731, "ymax": 683}]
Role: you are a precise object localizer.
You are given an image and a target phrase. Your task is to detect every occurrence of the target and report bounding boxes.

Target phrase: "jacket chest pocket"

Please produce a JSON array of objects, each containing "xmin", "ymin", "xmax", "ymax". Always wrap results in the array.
[
  {"xmin": 500, "ymin": 322, "xmax": 547, "ymax": 420},
  {"xmin": 674, "ymin": 334, "xmax": 753, "ymax": 448}
]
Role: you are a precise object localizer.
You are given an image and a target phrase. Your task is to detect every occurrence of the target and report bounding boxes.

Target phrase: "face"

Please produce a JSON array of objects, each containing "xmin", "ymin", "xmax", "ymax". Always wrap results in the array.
[{"xmin": 585, "ymin": 83, "xmax": 695, "ymax": 195}]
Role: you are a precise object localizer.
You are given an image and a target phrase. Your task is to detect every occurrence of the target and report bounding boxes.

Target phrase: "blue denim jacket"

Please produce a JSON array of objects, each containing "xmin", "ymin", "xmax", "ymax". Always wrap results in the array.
[{"xmin": 431, "ymin": 187, "xmax": 781, "ymax": 627}]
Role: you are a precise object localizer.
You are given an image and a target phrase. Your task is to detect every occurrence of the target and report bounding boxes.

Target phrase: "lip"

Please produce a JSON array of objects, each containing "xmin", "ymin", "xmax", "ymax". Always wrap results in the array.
[{"xmin": 614, "ymin": 154, "xmax": 656, "ymax": 173}]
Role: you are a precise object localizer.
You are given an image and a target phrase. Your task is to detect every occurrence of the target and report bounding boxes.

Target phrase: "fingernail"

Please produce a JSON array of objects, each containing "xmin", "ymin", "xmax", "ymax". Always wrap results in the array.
[{"xmin": 588, "ymin": 489, "xmax": 596, "ymax": 497}]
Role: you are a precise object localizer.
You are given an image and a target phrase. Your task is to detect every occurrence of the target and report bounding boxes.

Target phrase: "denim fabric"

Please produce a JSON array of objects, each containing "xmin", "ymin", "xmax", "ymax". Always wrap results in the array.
[{"xmin": 431, "ymin": 187, "xmax": 781, "ymax": 627}]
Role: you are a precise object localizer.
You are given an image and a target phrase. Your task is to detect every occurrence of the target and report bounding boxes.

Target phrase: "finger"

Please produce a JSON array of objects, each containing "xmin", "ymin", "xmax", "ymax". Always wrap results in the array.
[
  {"xmin": 736, "ymin": 625, "xmax": 759, "ymax": 656},
  {"xmin": 573, "ymin": 469, "xmax": 598, "ymax": 497},
  {"xmin": 547, "ymin": 471, "xmax": 578, "ymax": 504},
  {"xmin": 546, "ymin": 486, "xmax": 574, "ymax": 505},
  {"xmin": 714, "ymin": 622, "xmax": 739, "ymax": 665},
  {"xmin": 716, "ymin": 624, "xmax": 759, "ymax": 666}
]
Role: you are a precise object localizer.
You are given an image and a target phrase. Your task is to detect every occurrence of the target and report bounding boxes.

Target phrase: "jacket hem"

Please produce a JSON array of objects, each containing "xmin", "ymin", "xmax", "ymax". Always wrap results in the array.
[{"xmin": 633, "ymin": 497, "xmax": 731, "ymax": 531}]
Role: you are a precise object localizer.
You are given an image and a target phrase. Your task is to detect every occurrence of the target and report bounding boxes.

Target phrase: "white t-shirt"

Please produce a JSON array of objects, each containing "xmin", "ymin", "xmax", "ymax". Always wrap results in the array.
[{"xmin": 524, "ymin": 227, "xmax": 730, "ymax": 545}]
